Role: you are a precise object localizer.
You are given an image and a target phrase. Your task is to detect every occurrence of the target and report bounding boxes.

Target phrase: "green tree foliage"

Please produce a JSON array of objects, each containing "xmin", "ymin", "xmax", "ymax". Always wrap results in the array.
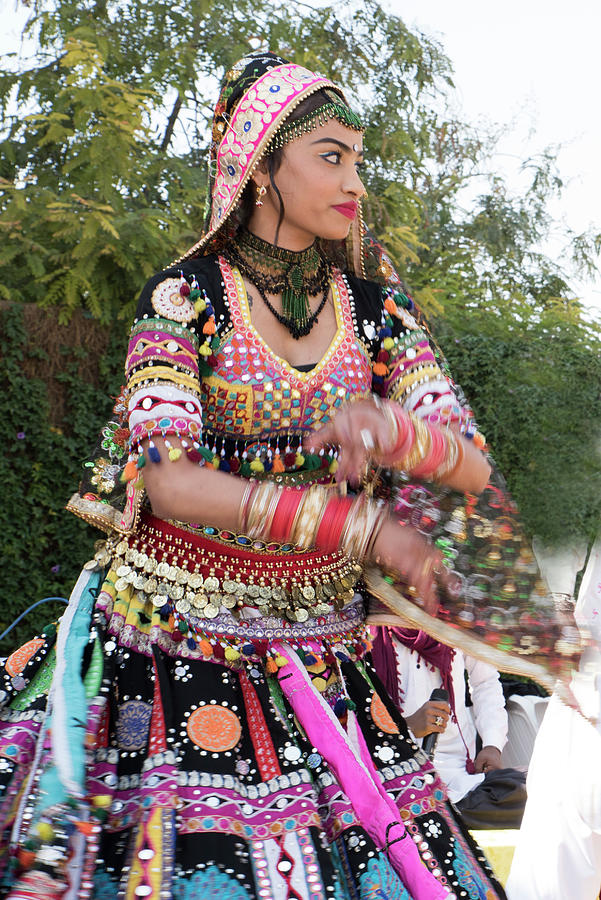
[{"xmin": 1, "ymin": 0, "xmax": 600, "ymax": 638}]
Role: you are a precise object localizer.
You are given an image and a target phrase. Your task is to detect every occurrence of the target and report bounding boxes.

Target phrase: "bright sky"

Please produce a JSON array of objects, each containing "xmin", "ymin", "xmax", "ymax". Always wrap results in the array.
[{"xmin": 389, "ymin": 0, "xmax": 601, "ymax": 312}]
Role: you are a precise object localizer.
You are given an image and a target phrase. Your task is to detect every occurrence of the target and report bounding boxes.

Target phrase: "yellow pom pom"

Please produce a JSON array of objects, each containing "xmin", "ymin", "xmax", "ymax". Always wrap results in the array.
[
  {"xmin": 199, "ymin": 343, "xmax": 212, "ymax": 357},
  {"xmin": 194, "ymin": 298, "xmax": 207, "ymax": 315},
  {"xmin": 91, "ymin": 794, "xmax": 112, "ymax": 808},
  {"xmin": 275, "ymin": 654, "xmax": 289, "ymax": 668},
  {"xmin": 36, "ymin": 822, "xmax": 55, "ymax": 841},
  {"xmin": 250, "ymin": 459, "xmax": 265, "ymax": 473},
  {"xmin": 212, "ymin": 456, "xmax": 220, "ymax": 469},
  {"xmin": 133, "ymin": 476, "xmax": 145, "ymax": 490},
  {"xmin": 224, "ymin": 647, "xmax": 240, "ymax": 662},
  {"xmin": 295, "ymin": 452, "xmax": 305, "ymax": 467},
  {"xmin": 168, "ymin": 448, "xmax": 182, "ymax": 462},
  {"xmin": 382, "ymin": 337, "xmax": 395, "ymax": 350},
  {"xmin": 329, "ymin": 458, "xmax": 338, "ymax": 474}
]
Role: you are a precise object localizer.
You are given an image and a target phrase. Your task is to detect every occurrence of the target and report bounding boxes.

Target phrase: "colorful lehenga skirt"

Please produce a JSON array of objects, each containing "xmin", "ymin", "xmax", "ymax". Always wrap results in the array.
[{"xmin": 0, "ymin": 514, "xmax": 505, "ymax": 899}]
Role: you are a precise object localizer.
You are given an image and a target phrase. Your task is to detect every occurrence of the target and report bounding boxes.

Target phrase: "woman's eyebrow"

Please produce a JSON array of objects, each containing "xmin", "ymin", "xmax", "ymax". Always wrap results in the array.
[{"xmin": 310, "ymin": 137, "xmax": 364, "ymax": 157}]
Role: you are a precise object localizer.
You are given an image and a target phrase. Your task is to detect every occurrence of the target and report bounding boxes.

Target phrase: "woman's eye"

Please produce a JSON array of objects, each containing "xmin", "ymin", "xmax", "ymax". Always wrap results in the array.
[{"xmin": 320, "ymin": 151, "xmax": 341, "ymax": 164}]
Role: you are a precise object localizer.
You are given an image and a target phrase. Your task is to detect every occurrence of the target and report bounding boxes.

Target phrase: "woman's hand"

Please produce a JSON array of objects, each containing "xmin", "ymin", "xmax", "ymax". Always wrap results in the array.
[
  {"xmin": 305, "ymin": 399, "xmax": 390, "ymax": 486},
  {"xmin": 405, "ymin": 698, "xmax": 451, "ymax": 739},
  {"xmin": 371, "ymin": 518, "xmax": 449, "ymax": 615}
]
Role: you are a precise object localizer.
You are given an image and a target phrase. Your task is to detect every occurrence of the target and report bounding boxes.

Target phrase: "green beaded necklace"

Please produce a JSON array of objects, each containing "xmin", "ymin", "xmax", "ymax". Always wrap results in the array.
[{"xmin": 226, "ymin": 229, "xmax": 331, "ymax": 340}]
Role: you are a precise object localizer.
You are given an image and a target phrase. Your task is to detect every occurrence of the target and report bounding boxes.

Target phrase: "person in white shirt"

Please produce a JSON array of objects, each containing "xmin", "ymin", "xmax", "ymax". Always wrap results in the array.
[{"xmin": 372, "ymin": 626, "xmax": 526, "ymax": 827}]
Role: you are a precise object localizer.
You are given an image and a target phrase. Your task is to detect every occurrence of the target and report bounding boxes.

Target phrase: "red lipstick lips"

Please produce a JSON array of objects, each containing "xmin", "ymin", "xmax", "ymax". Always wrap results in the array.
[{"xmin": 332, "ymin": 202, "xmax": 357, "ymax": 220}]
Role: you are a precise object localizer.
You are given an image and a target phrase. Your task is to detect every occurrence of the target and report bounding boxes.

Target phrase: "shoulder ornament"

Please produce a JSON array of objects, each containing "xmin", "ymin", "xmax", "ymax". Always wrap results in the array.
[{"xmin": 151, "ymin": 277, "xmax": 196, "ymax": 324}]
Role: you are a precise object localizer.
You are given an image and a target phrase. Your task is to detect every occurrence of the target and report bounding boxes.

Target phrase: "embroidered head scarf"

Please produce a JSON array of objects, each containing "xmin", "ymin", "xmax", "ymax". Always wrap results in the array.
[{"xmin": 174, "ymin": 51, "xmax": 367, "ymax": 275}]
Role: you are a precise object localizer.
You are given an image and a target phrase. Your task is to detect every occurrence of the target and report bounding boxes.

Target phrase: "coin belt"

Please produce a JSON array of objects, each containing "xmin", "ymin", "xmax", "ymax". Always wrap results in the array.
[{"xmin": 106, "ymin": 513, "xmax": 363, "ymax": 624}]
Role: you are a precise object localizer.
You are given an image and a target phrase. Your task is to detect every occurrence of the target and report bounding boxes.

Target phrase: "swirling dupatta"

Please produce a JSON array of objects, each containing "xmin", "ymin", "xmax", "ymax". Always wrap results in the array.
[{"xmin": 356, "ymin": 233, "xmax": 588, "ymax": 709}]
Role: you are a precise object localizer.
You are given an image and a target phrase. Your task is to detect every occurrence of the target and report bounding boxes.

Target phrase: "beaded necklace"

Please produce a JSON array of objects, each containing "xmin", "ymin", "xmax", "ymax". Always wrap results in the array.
[{"xmin": 225, "ymin": 229, "xmax": 331, "ymax": 340}]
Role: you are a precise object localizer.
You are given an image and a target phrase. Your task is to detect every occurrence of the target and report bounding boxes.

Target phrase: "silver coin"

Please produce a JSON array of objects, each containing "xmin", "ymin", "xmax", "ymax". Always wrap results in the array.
[
  {"xmin": 247, "ymin": 584, "xmax": 260, "ymax": 598},
  {"xmin": 157, "ymin": 583, "xmax": 170, "ymax": 596},
  {"xmin": 188, "ymin": 573, "xmax": 203, "ymax": 589},
  {"xmin": 192, "ymin": 593, "xmax": 208, "ymax": 609},
  {"xmin": 175, "ymin": 599, "xmax": 191, "ymax": 614},
  {"xmin": 116, "ymin": 565, "xmax": 131, "ymax": 578},
  {"xmin": 203, "ymin": 603, "xmax": 219, "ymax": 619},
  {"xmin": 301, "ymin": 585, "xmax": 315, "ymax": 600},
  {"xmin": 114, "ymin": 577, "xmax": 130, "ymax": 592},
  {"xmin": 115, "ymin": 540, "xmax": 129, "ymax": 555},
  {"xmin": 133, "ymin": 575, "xmax": 147, "ymax": 591},
  {"xmin": 151, "ymin": 594, "xmax": 165, "ymax": 608},
  {"xmin": 144, "ymin": 557, "xmax": 157, "ymax": 573},
  {"xmin": 169, "ymin": 584, "xmax": 184, "ymax": 600},
  {"xmin": 175, "ymin": 569, "xmax": 189, "ymax": 585},
  {"xmin": 204, "ymin": 576, "xmax": 220, "ymax": 592},
  {"xmin": 144, "ymin": 577, "xmax": 158, "ymax": 594},
  {"xmin": 222, "ymin": 596, "xmax": 237, "ymax": 609},
  {"xmin": 156, "ymin": 562, "xmax": 170, "ymax": 578},
  {"xmin": 125, "ymin": 548, "xmax": 137, "ymax": 562},
  {"xmin": 222, "ymin": 579, "xmax": 236, "ymax": 594}
]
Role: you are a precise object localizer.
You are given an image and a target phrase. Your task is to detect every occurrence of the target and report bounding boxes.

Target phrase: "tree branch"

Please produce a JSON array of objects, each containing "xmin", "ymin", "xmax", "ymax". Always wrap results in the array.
[{"xmin": 160, "ymin": 93, "xmax": 182, "ymax": 152}]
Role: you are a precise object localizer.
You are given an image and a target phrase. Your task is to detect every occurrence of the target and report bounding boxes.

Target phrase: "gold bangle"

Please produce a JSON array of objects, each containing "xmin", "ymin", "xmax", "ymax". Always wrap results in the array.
[
  {"xmin": 397, "ymin": 417, "xmax": 431, "ymax": 472},
  {"xmin": 246, "ymin": 482, "xmax": 280, "ymax": 539}
]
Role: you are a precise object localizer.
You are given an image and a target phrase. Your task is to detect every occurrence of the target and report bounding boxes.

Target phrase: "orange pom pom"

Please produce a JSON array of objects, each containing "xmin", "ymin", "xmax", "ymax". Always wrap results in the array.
[
  {"xmin": 271, "ymin": 452, "xmax": 285, "ymax": 473},
  {"xmin": 473, "ymin": 431, "xmax": 486, "ymax": 449},
  {"xmin": 203, "ymin": 318, "xmax": 216, "ymax": 335},
  {"xmin": 120, "ymin": 460, "xmax": 138, "ymax": 482},
  {"xmin": 199, "ymin": 639, "xmax": 213, "ymax": 657},
  {"xmin": 384, "ymin": 297, "xmax": 399, "ymax": 315},
  {"xmin": 373, "ymin": 362, "xmax": 388, "ymax": 376},
  {"xmin": 265, "ymin": 658, "xmax": 278, "ymax": 674}
]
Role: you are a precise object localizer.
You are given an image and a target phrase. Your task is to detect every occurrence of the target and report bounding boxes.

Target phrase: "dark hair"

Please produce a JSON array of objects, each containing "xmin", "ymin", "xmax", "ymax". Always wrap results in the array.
[{"xmin": 238, "ymin": 89, "xmax": 343, "ymax": 246}]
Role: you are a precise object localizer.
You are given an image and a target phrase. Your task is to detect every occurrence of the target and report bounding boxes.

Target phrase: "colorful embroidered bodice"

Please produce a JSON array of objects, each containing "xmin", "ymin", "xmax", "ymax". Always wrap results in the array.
[{"xmin": 200, "ymin": 259, "xmax": 372, "ymax": 444}]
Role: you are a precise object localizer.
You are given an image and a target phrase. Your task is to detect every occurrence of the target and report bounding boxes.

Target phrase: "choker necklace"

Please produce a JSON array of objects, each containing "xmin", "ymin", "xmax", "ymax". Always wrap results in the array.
[{"xmin": 225, "ymin": 229, "xmax": 331, "ymax": 340}]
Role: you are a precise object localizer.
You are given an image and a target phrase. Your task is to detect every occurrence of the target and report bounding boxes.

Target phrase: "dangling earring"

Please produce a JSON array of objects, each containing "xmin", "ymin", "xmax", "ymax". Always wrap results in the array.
[{"xmin": 255, "ymin": 184, "xmax": 267, "ymax": 207}]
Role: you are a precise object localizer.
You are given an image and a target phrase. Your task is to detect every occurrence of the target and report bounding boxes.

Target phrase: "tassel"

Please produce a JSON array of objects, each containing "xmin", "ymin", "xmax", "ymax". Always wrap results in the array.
[
  {"xmin": 148, "ymin": 442, "xmax": 161, "ymax": 463},
  {"xmin": 120, "ymin": 460, "xmax": 138, "ymax": 482}
]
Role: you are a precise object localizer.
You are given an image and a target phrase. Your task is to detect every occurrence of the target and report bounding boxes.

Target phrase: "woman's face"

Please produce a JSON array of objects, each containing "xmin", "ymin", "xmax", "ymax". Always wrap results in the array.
[{"xmin": 249, "ymin": 118, "xmax": 365, "ymax": 249}]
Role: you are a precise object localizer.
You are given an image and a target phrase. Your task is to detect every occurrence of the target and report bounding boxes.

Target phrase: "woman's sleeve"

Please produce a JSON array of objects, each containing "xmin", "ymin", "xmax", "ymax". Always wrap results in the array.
[
  {"xmin": 372, "ymin": 284, "xmax": 476, "ymax": 432},
  {"xmin": 125, "ymin": 267, "xmax": 216, "ymax": 462}
]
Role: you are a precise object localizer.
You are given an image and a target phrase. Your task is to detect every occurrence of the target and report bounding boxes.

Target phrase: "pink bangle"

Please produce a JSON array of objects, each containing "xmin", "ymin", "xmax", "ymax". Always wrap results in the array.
[
  {"xmin": 379, "ymin": 406, "xmax": 414, "ymax": 466},
  {"xmin": 315, "ymin": 495, "xmax": 354, "ymax": 553},
  {"xmin": 270, "ymin": 489, "xmax": 304, "ymax": 543},
  {"xmin": 411, "ymin": 425, "xmax": 447, "ymax": 477}
]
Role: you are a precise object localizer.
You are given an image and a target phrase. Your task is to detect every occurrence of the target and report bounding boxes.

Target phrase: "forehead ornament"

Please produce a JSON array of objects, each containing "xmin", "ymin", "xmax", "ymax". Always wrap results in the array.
[{"xmin": 353, "ymin": 143, "xmax": 360, "ymax": 153}]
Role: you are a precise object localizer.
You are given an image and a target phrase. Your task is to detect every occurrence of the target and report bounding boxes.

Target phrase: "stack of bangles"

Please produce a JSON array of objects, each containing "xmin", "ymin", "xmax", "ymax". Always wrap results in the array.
[
  {"xmin": 375, "ymin": 400, "xmax": 465, "ymax": 481},
  {"xmin": 239, "ymin": 481, "xmax": 388, "ymax": 561}
]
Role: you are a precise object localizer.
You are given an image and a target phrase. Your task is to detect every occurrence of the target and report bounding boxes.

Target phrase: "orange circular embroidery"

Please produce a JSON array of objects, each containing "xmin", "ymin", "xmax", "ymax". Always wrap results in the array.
[
  {"xmin": 187, "ymin": 705, "xmax": 242, "ymax": 751},
  {"xmin": 6, "ymin": 639, "xmax": 45, "ymax": 677},
  {"xmin": 371, "ymin": 692, "xmax": 399, "ymax": 734}
]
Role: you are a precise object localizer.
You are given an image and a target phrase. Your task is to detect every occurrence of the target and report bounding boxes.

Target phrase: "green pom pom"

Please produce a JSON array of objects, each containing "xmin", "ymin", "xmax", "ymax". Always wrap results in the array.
[
  {"xmin": 240, "ymin": 461, "xmax": 252, "ymax": 477},
  {"xmin": 199, "ymin": 446, "xmax": 214, "ymax": 462},
  {"xmin": 303, "ymin": 454, "xmax": 321, "ymax": 471}
]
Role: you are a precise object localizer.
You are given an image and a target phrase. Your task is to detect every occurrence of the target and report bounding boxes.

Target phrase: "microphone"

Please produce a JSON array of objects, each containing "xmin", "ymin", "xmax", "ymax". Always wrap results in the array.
[{"xmin": 422, "ymin": 688, "xmax": 450, "ymax": 759}]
